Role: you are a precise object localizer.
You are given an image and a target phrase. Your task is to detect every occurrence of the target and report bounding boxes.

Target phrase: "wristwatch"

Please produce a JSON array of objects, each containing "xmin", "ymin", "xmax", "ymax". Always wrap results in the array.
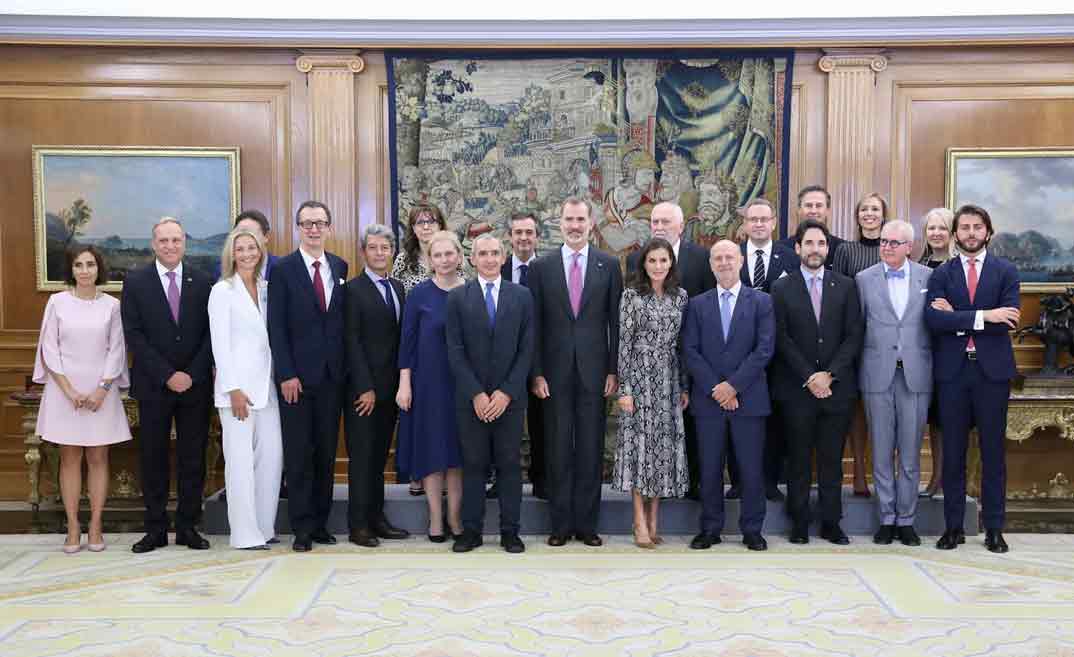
[{"xmin": 98, "ymin": 380, "xmax": 113, "ymax": 392}]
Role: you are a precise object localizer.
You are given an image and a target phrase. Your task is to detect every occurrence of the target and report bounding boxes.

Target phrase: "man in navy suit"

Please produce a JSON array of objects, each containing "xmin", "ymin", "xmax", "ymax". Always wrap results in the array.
[
  {"xmin": 212, "ymin": 210, "xmax": 279, "ymax": 282},
  {"xmin": 683, "ymin": 240, "xmax": 775, "ymax": 551},
  {"xmin": 121, "ymin": 217, "xmax": 213, "ymax": 553},
  {"xmin": 925, "ymin": 204, "xmax": 1020, "ymax": 553},
  {"xmin": 529, "ymin": 196, "xmax": 622, "ymax": 547},
  {"xmin": 446, "ymin": 234, "xmax": 535, "ymax": 553},
  {"xmin": 268, "ymin": 201, "xmax": 349, "ymax": 552}
]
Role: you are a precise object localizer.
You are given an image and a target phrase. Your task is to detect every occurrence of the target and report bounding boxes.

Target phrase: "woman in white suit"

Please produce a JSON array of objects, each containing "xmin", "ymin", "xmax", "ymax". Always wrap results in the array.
[{"xmin": 209, "ymin": 228, "xmax": 283, "ymax": 550}]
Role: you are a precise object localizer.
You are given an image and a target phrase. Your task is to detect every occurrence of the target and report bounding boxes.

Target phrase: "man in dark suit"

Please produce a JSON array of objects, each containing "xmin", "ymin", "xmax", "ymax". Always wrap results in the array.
[
  {"xmin": 683, "ymin": 240, "xmax": 775, "ymax": 551},
  {"xmin": 212, "ymin": 209, "xmax": 279, "ymax": 282},
  {"xmin": 626, "ymin": 201, "xmax": 715, "ymax": 500},
  {"xmin": 342, "ymin": 223, "xmax": 409, "ymax": 548},
  {"xmin": 121, "ymin": 217, "xmax": 213, "ymax": 553},
  {"xmin": 736, "ymin": 198, "xmax": 799, "ymax": 502},
  {"xmin": 529, "ymin": 196, "xmax": 623, "ymax": 547},
  {"xmin": 497, "ymin": 212, "xmax": 544, "ymax": 499},
  {"xmin": 778, "ymin": 185, "xmax": 844, "ymax": 270},
  {"xmin": 446, "ymin": 234, "xmax": 535, "ymax": 553},
  {"xmin": 926, "ymin": 204, "xmax": 1019, "ymax": 553},
  {"xmin": 267, "ymin": 200, "xmax": 348, "ymax": 552},
  {"xmin": 770, "ymin": 219, "xmax": 864, "ymax": 545}
]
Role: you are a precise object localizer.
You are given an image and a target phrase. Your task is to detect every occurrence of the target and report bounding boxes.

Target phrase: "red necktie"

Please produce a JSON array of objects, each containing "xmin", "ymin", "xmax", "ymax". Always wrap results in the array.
[
  {"xmin": 966, "ymin": 257, "xmax": 978, "ymax": 351},
  {"xmin": 312, "ymin": 260, "xmax": 327, "ymax": 312}
]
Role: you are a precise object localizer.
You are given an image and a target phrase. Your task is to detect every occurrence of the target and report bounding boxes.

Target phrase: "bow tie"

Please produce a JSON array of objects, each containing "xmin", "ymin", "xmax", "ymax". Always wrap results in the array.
[{"xmin": 885, "ymin": 269, "xmax": 905, "ymax": 279}]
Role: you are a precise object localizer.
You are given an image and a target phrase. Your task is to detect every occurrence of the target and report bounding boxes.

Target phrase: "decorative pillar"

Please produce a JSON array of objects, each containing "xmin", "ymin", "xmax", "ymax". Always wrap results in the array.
[
  {"xmin": 818, "ymin": 50, "xmax": 888, "ymax": 240},
  {"xmin": 297, "ymin": 51, "xmax": 365, "ymax": 269}
]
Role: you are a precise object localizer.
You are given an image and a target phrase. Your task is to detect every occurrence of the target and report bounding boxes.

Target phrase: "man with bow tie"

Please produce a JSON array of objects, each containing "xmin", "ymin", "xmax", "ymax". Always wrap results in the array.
[{"xmin": 855, "ymin": 220, "xmax": 934, "ymax": 547}]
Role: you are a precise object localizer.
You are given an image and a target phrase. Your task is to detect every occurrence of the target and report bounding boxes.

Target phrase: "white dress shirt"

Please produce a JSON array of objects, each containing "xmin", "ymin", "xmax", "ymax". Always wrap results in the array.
[
  {"xmin": 299, "ymin": 247, "xmax": 334, "ymax": 307},
  {"xmin": 156, "ymin": 260, "xmax": 183, "ymax": 298},
  {"xmin": 366, "ymin": 269, "xmax": 400, "ymax": 321},
  {"xmin": 561, "ymin": 243, "xmax": 590, "ymax": 284},
  {"xmin": 479, "ymin": 275, "xmax": 502, "ymax": 308},
  {"xmin": 959, "ymin": 249, "xmax": 986, "ymax": 332},
  {"xmin": 747, "ymin": 239, "xmax": 773, "ymax": 286},
  {"xmin": 885, "ymin": 259, "xmax": 910, "ymax": 320},
  {"xmin": 511, "ymin": 254, "xmax": 535, "ymax": 284}
]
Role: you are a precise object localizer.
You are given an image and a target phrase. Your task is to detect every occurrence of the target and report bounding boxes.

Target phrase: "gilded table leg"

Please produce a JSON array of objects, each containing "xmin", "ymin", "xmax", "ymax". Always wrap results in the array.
[
  {"xmin": 967, "ymin": 429, "xmax": 982, "ymax": 499},
  {"xmin": 20, "ymin": 404, "xmax": 42, "ymax": 510},
  {"xmin": 204, "ymin": 410, "xmax": 223, "ymax": 497}
]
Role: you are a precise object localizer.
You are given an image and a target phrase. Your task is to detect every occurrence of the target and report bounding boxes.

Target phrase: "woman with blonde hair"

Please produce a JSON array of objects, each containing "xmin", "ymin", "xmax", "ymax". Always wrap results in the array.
[
  {"xmin": 208, "ymin": 228, "xmax": 283, "ymax": 549},
  {"xmin": 396, "ymin": 231, "xmax": 466, "ymax": 541}
]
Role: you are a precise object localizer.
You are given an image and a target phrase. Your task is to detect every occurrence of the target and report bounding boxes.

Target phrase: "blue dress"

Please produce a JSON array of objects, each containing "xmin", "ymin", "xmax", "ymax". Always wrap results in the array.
[{"xmin": 397, "ymin": 279, "xmax": 462, "ymax": 480}]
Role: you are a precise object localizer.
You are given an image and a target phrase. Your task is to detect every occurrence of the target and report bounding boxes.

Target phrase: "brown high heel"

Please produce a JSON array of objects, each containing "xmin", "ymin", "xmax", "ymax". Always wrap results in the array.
[{"xmin": 633, "ymin": 525, "xmax": 655, "ymax": 549}]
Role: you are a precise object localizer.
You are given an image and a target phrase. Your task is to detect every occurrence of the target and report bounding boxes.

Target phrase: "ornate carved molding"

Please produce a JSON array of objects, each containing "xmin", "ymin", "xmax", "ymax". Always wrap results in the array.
[
  {"xmin": 818, "ymin": 54, "xmax": 888, "ymax": 73},
  {"xmin": 296, "ymin": 53, "xmax": 365, "ymax": 74},
  {"xmin": 1006, "ymin": 402, "xmax": 1074, "ymax": 442}
]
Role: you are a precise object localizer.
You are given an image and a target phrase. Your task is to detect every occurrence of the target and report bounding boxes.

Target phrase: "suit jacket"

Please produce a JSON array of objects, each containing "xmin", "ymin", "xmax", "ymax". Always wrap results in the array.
[
  {"xmin": 267, "ymin": 249, "xmax": 348, "ymax": 387},
  {"xmin": 925, "ymin": 253, "xmax": 1019, "ymax": 383},
  {"xmin": 682, "ymin": 285, "xmax": 775, "ymax": 417},
  {"xmin": 855, "ymin": 261, "xmax": 933, "ymax": 394},
  {"xmin": 778, "ymin": 233, "xmax": 844, "ymax": 270},
  {"xmin": 529, "ymin": 247, "xmax": 622, "ymax": 393},
  {"xmin": 343, "ymin": 271, "xmax": 405, "ymax": 401},
  {"xmin": 120, "ymin": 261, "xmax": 213, "ymax": 401},
  {"xmin": 445, "ymin": 279, "xmax": 535, "ymax": 409},
  {"xmin": 770, "ymin": 268, "xmax": 864, "ymax": 403},
  {"xmin": 207, "ymin": 275, "xmax": 274, "ymax": 408},
  {"xmin": 739, "ymin": 241, "xmax": 800, "ymax": 293},
  {"xmin": 627, "ymin": 240, "xmax": 715, "ymax": 298}
]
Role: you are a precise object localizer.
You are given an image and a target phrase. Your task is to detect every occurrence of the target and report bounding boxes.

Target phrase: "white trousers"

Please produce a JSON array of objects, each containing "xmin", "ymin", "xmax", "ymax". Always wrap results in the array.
[{"xmin": 220, "ymin": 404, "xmax": 283, "ymax": 548}]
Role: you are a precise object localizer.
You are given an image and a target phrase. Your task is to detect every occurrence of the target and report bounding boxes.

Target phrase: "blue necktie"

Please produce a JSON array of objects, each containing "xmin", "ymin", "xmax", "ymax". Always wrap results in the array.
[
  {"xmin": 378, "ymin": 279, "xmax": 397, "ymax": 322},
  {"xmin": 884, "ymin": 269, "xmax": 905, "ymax": 279},
  {"xmin": 518, "ymin": 263, "xmax": 529, "ymax": 287},
  {"xmin": 720, "ymin": 290, "xmax": 732, "ymax": 340},
  {"xmin": 485, "ymin": 282, "xmax": 496, "ymax": 331}
]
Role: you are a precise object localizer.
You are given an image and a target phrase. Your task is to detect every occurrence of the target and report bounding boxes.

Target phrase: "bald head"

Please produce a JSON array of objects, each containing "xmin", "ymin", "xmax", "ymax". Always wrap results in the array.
[
  {"xmin": 709, "ymin": 239, "xmax": 743, "ymax": 289},
  {"xmin": 650, "ymin": 202, "xmax": 684, "ymax": 245}
]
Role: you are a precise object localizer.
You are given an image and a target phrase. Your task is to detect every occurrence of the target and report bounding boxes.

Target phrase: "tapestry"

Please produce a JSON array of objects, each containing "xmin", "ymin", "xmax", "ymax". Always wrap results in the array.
[{"xmin": 388, "ymin": 52, "xmax": 793, "ymax": 263}]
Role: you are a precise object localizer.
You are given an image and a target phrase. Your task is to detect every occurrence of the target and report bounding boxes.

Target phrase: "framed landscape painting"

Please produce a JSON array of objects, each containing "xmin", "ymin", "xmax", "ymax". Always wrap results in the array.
[
  {"xmin": 32, "ymin": 145, "xmax": 241, "ymax": 292},
  {"xmin": 946, "ymin": 147, "xmax": 1074, "ymax": 292}
]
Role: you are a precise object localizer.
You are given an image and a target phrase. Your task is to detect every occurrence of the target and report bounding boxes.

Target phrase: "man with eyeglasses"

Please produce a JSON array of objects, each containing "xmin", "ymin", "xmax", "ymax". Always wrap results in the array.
[
  {"xmin": 267, "ymin": 201, "xmax": 349, "ymax": 552},
  {"xmin": 855, "ymin": 220, "xmax": 933, "ymax": 547}
]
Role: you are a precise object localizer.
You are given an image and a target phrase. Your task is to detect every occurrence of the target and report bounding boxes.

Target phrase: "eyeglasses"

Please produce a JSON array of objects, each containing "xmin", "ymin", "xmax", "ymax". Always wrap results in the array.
[
  {"xmin": 298, "ymin": 220, "xmax": 330, "ymax": 231},
  {"xmin": 414, "ymin": 218, "xmax": 440, "ymax": 227},
  {"xmin": 879, "ymin": 238, "xmax": 909, "ymax": 248},
  {"xmin": 745, "ymin": 216, "xmax": 774, "ymax": 224}
]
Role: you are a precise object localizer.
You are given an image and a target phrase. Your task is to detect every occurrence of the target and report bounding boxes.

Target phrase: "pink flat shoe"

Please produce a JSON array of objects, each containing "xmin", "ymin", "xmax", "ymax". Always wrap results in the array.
[
  {"xmin": 87, "ymin": 542, "xmax": 106, "ymax": 552},
  {"xmin": 62, "ymin": 542, "xmax": 82, "ymax": 554}
]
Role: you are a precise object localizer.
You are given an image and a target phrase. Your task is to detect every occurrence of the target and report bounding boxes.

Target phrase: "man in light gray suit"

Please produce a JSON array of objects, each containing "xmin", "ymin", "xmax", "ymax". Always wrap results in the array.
[{"xmin": 855, "ymin": 220, "xmax": 933, "ymax": 547}]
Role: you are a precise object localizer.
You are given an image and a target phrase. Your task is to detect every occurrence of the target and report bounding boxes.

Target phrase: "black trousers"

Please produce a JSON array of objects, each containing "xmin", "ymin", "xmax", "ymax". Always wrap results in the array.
[
  {"xmin": 137, "ymin": 390, "xmax": 211, "ymax": 534},
  {"xmin": 543, "ymin": 373, "xmax": 606, "ymax": 536},
  {"xmin": 526, "ymin": 392, "xmax": 546, "ymax": 490},
  {"xmin": 781, "ymin": 398, "xmax": 853, "ymax": 529},
  {"xmin": 279, "ymin": 380, "xmax": 343, "ymax": 537},
  {"xmin": 459, "ymin": 405, "xmax": 524, "ymax": 535},
  {"xmin": 344, "ymin": 398, "xmax": 397, "ymax": 531}
]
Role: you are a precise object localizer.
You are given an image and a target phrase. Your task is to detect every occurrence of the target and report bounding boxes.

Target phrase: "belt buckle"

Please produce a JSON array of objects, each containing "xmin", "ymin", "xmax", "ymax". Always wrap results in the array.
[
  {"xmin": 895, "ymin": 360, "xmax": 904, "ymax": 369},
  {"xmin": 966, "ymin": 351, "xmax": 978, "ymax": 361}
]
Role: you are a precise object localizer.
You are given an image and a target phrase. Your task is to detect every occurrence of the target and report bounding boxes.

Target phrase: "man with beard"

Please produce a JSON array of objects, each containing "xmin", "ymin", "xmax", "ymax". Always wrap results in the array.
[
  {"xmin": 770, "ymin": 219, "xmax": 863, "ymax": 545},
  {"xmin": 779, "ymin": 186, "xmax": 844, "ymax": 270},
  {"xmin": 926, "ymin": 204, "xmax": 1019, "ymax": 553}
]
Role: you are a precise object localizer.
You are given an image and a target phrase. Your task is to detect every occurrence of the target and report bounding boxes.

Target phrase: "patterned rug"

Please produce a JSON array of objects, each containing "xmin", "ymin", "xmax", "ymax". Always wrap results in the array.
[{"xmin": 2, "ymin": 533, "xmax": 1074, "ymax": 656}]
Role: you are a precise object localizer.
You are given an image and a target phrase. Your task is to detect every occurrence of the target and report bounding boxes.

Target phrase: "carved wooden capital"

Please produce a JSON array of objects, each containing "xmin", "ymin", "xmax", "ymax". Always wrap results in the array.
[
  {"xmin": 818, "ymin": 52, "xmax": 888, "ymax": 74},
  {"xmin": 296, "ymin": 52, "xmax": 365, "ymax": 75}
]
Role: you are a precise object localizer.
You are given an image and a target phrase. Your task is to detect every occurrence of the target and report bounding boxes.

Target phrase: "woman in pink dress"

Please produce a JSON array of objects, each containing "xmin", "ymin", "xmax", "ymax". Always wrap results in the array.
[{"xmin": 33, "ymin": 245, "xmax": 131, "ymax": 553}]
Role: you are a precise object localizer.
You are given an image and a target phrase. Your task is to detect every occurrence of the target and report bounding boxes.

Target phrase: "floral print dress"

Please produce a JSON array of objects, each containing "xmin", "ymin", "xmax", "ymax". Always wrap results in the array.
[{"xmin": 612, "ymin": 287, "xmax": 690, "ymax": 498}]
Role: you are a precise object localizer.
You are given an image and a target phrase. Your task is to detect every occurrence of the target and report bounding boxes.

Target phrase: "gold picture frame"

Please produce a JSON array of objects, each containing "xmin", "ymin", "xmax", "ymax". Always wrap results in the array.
[
  {"xmin": 32, "ymin": 145, "xmax": 241, "ymax": 292},
  {"xmin": 945, "ymin": 146, "xmax": 1074, "ymax": 293}
]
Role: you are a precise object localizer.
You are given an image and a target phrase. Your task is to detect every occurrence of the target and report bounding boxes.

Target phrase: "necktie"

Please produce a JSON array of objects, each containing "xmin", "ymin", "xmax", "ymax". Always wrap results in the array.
[
  {"xmin": 810, "ymin": 275, "xmax": 822, "ymax": 323},
  {"xmin": 753, "ymin": 249, "xmax": 766, "ymax": 288},
  {"xmin": 720, "ymin": 290, "xmax": 732, "ymax": 340},
  {"xmin": 885, "ymin": 269, "xmax": 905, "ymax": 279},
  {"xmin": 312, "ymin": 260, "xmax": 327, "ymax": 312},
  {"xmin": 379, "ymin": 279, "xmax": 397, "ymax": 322},
  {"xmin": 568, "ymin": 252, "xmax": 583, "ymax": 317},
  {"xmin": 967, "ymin": 257, "xmax": 978, "ymax": 351},
  {"xmin": 165, "ymin": 271, "xmax": 180, "ymax": 323},
  {"xmin": 518, "ymin": 263, "xmax": 529, "ymax": 287},
  {"xmin": 485, "ymin": 282, "xmax": 497, "ymax": 331}
]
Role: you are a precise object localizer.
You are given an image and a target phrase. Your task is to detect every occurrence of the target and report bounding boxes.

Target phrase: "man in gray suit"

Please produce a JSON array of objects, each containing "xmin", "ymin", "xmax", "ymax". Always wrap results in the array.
[{"xmin": 854, "ymin": 219, "xmax": 933, "ymax": 547}]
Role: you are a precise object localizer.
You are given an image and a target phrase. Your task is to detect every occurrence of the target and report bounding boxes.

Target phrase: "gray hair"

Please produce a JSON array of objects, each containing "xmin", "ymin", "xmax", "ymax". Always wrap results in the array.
[
  {"xmin": 152, "ymin": 216, "xmax": 184, "ymax": 238},
  {"xmin": 471, "ymin": 233, "xmax": 504, "ymax": 252},
  {"xmin": 882, "ymin": 219, "xmax": 915, "ymax": 243},
  {"xmin": 361, "ymin": 223, "xmax": 395, "ymax": 249},
  {"xmin": 651, "ymin": 201, "xmax": 684, "ymax": 224}
]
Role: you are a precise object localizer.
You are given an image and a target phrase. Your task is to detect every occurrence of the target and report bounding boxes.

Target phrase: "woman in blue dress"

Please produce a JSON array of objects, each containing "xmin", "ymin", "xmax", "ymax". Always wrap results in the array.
[{"xmin": 395, "ymin": 230, "xmax": 466, "ymax": 541}]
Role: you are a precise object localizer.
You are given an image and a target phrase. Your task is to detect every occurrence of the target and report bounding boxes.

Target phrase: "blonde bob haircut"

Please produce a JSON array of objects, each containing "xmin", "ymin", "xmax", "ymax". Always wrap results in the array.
[
  {"xmin": 219, "ymin": 228, "xmax": 266, "ymax": 282},
  {"xmin": 427, "ymin": 229, "xmax": 463, "ymax": 257}
]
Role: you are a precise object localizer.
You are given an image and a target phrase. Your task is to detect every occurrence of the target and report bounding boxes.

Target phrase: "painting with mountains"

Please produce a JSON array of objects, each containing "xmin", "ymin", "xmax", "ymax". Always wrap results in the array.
[
  {"xmin": 947, "ymin": 148, "xmax": 1074, "ymax": 291},
  {"xmin": 33, "ymin": 146, "xmax": 240, "ymax": 291}
]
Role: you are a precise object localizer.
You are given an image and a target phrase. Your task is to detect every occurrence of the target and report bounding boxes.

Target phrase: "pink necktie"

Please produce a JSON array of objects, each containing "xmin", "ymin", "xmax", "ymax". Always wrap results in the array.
[
  {"xmin": 809, "ymin": 274, "xmax": 822, "ymax": 323},
  {"xmin": 165, "ymin": 271, "xmax": 180, "ymax": 323},
  {"xmin": 967, "ymin": 258, "xmax": 978, "ymax": 351},
  {"xmin": 312, "ymin": 260, "xmax": 327, "ymax": 312},
  {"xmin": 568, "ymin": 252, "xmax": 583, "ymax": 317}
]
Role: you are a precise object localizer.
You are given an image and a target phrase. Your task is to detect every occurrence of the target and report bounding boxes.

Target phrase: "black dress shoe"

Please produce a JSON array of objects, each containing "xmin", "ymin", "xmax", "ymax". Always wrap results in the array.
[
  {"xmin": 452, "ymin": 531, "xmax": 483, "ymax": 553},
  {"xmin": 547, "ymin": 534, "xmax": 570, "ymax": 547},
  {"xmin": 240, "ymin": 544, "xmax": 270, "ymax": 551},
  {"xmin": 349, "ymin": 528, "xmax": 380, "ymax": 548},
  {"xmin": 373, "ymin": 520, "xmax": 409, "ymax": 540},
  {"xmin": 293, "ymin": 535, "xmax": 312, "ymax": 552},
  {"xmin": 266, "ymin": 537, "xmax": 281, "ymax": 545},
  {"xmin": 500, "ymin": 533, "xmax": 525, "ymax": 553},
  {"xmin": 985, "ymin": 529, "xmax": 1009, "ymax": 553},
  {"xmin": 897, "ymin": 526, "xmax": 921, "ymax": 546},
  {"xmin": 788, "ymin": 528, "xmax": 809, "ymax": 545},
  {"xmin": 427, "ymin": 533, "xmax": 448, "ymax": 543},
  {"xmin": 689, "ymin": 533, "xmax": 721, "ymax": 549},
  {"xmin": 131, "ymin": 532, "xmax": 168, "ymax": 554},
  {"xmin": 821, "ymin": 524, "xmax": 850, "ymax": 545},
  {"xmin": 725, "ymin": 485, "xmax": 741, "ymax": 500},
  {"xmin": 873, "ymin": 525, "xmax": 896, "ymax": 545},
  {"xmin": 743, "ymin": 533, "xmax": 768, "ymax": 551},
  {"xmin": 532, "ymin": 484, "xmax": 548, "ymax": 500},
  {"xmin": 576, "ymin": 533, "xmax": 603, "ymax": 547},
  {"xmin": 765, "ymin": 485, "xmax": 785, "ymax": 502},
  {"xmin": 310, "ymin": 529, "xmax": 337, "ymax": 545},
  {"xmin": 485, "ymin": 481, "xmax": 499, "ymax": 499},
  {"xmin": 175, "ymin": 529, "xmax": 210, "ymax": 550},
  {"xmin": 935, "ymin": 529, "xmax": 965, "ymax": 550}
]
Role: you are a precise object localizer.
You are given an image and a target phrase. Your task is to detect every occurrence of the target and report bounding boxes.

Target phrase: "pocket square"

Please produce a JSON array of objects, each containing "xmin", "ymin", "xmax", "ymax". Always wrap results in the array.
[
  {"xmin": 920, "ymin": 289, "xmax": 928, "ymax": 294},
  {"xmin": 779, "ymin": 271, "xmax": 788, "ymax": 279},
  {"xmin": 338, "ymin": 278, "xmax": 345, "ymax": 285}
]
